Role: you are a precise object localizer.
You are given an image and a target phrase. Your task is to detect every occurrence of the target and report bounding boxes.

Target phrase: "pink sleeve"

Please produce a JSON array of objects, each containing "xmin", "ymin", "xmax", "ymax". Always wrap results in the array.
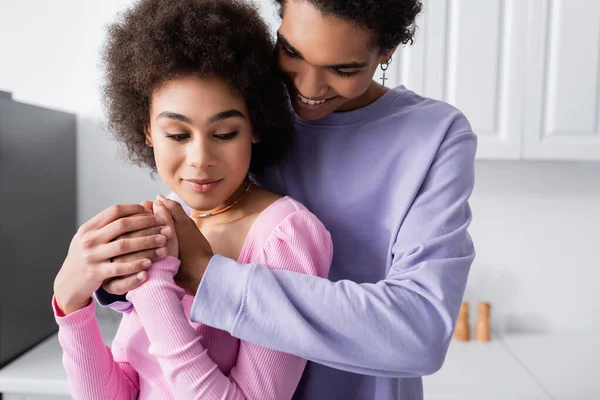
[
  {"xmin": 127, "ymin": 207, "xmax": 331, "ymax": 400},
  {"xmin": 229, "ymin": 209, "xmax": 332, "ymax": 399},
  {"xmin": 127, "ymin": 256, "xmax": 249, "ymax": 399},
  {"xmin": 53, "ymin": 298, "xmax": 139, "ymax": 400}
]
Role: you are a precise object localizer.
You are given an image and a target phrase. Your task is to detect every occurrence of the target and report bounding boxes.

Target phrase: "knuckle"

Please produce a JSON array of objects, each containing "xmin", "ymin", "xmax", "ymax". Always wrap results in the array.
[
  {"xmin": 108, "ymin": 204, "xmax": 120, "ymax": 218},
  {"xmin": 81, "ymin": 236, "xmax": 94, "ymax": 250},
  {"xmin": 116, "ymin": 240, "xmax": 128, "ymax": 253},
  {"xmin": 115, "ymin": 218, "xmax": 128, "ymax": 232},
  {"xmin": 82, "ymin": 251, "xmax": 95, "ymax": 265},
  {"xmin": 106, "ymin": 264, "xmax": 120, "ymax": 278},
  {"xmin": 76, "ymin": 224, "xmax": 88, "ymax": 236}
]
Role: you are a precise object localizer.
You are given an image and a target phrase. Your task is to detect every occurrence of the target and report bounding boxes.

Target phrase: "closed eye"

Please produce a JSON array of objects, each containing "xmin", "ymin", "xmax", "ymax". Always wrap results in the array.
[
  {"xmin": 214, "ymin": 131, "xmax": 239, "ymax": 141},
  {"xmin": 331, "ymin": 69, "xmax": 359, "ymax": 78},
  {"xmin": 164, "ymin": 133, "xmax": 190, "ymax": 142},
  {"xmin": 279, "ymin": 42, "xmax": 300, "ymax": 59}
]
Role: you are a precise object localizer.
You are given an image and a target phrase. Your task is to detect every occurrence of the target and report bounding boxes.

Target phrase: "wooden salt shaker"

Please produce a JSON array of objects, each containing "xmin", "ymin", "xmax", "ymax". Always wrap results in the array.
[
  {"xmin": 454, "ymin": 301, "xmax": 470, "ymax": 341},
  {"xmin": 475, "ymin": 302, "xmax": 491, "ymax": 342}
]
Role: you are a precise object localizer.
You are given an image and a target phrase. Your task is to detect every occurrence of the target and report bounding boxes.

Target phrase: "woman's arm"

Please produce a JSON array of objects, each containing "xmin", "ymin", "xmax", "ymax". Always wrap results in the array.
[
  {"xmin": 127, "ymin": 254, "xmax": 321, "ymax": 399},
  {"xmin": 54, "ymin": 299, "xmax": 139, "ymax": 399}
]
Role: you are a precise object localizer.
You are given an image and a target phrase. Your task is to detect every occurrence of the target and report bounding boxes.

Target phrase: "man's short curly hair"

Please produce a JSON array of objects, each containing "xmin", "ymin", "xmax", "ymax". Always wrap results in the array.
[
  {"xmin": 274, "ymin": 0, "xmax": 423, "ymax": 53},
  {"xmin": 102, "ymin": 0, "xmax": 293, "ymax": 175}
]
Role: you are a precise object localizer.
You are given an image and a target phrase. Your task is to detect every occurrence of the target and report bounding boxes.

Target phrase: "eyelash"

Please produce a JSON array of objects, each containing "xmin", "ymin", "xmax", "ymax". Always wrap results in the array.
[
  {"xmin": 214, "ymin": 131, "xmax": 239, "ymax": 141},
  {"xmin": 164, "ymin": 133, "xmax": 189, "ymax": 142},
  {"xmin": 164, "ymin": 131, "xmax": 239, "ymax": 142},
  {"xmin": 279, "ymin": 42, "xmax": 359, "ymax": 78}
]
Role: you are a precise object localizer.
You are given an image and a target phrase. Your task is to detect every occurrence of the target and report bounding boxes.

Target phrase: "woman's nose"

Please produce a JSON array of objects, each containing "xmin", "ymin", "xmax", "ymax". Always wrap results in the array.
[{"xmin": 187, "ymin": 138, "xmax": 217, "ymax": 169}]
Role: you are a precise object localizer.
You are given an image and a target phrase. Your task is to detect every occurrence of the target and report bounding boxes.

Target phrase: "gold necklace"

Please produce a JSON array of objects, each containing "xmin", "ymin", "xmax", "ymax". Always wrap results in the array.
[{"xmin": 190, "ymin": 181, "xmax": 253, "ymax": 218}]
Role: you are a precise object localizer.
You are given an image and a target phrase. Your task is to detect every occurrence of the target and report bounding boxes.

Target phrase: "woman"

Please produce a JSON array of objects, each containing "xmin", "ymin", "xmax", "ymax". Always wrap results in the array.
[
  {"xmin": 99, "ymin": 0, "xmax": 477, "ymax": 399},
  {"xmin": 52, "ymin": 0, "xmax": 332, "ymax": 398}
]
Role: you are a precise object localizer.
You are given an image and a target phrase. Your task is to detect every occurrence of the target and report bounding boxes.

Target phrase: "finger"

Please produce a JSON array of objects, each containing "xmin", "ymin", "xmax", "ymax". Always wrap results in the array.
[
  {"xmin": 102, "ymin": 272, "xmax": 147, "ymax": 295},
  {"xmin": 140, "ymin": 200, "xmax": 154, "ymax": 212},
  {"xmin": 116, "ymin": 225, "xmax": 173, "ymax": 241},
  {"xmin": 101, "ymin": 235, "xmax": 167, "ymax": 261},
  {"xmin": 153, "ymin": 199, "xmax": 175, "ymax": 228},
  {"xmin": 101, "ymin": 258, "xmax": 151, "ymax": 281},
  {"xmin": 99, "ymin": 214, "xmax": 166, "ymax": 243},
  {"xmin": 157, "ymin": 195, "xmax": 190, "ymax": 224},
  {"xmin": 81, "ymin": 204, "xmax": 153, "ymax": 232},
  {"xmin": 111, "ymin": 246, "xmax": 168, "ymax": 264}
]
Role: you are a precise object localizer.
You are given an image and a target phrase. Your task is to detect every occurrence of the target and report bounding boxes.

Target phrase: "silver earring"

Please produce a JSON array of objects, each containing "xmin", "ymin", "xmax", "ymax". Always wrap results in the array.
[{"xmin": 380, "ymin": 57, "xmax": 392, "ymax": 87}]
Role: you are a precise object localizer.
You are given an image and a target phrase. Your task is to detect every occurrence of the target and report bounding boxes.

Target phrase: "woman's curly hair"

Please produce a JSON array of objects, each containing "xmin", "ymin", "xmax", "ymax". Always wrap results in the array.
[
  {"xmin": 273, "ymin": 0, "xmax": 423, "ymax": 54},
  {"xmin": 102, "ymin": 0, "xmax": 293, "ymax": 175}
]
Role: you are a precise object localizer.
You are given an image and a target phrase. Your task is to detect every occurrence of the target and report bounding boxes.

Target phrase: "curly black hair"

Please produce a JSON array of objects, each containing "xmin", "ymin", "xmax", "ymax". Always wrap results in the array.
[
  {"xmin": 274, "ymin": 0, "xmax": 423, "ymax": 53},
  {"xmin": 102, "ymin": 0, "xmax": 293, "ymax": 175}
]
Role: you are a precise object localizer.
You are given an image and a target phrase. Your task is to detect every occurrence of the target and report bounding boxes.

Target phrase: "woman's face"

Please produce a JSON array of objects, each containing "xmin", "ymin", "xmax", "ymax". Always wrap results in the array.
[
  {"xmin": 277, "ymin": 0, "xmax": 389, "ymax": 120},
  {"xmin": 146, "ymin": 75, "xmax": 256, "ymax": 214}
]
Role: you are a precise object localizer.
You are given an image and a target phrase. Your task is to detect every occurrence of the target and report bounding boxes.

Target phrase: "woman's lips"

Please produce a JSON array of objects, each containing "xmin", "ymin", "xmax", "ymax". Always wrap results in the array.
[{"xmin": 184, "ymin": 179, "xmax": 222, "ymax": 193}]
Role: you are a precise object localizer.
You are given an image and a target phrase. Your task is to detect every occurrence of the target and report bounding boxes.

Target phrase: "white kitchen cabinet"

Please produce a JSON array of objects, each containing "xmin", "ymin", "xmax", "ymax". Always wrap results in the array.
[
  {"xmin": 523, "ymin": 0, "xmax": 600, "ymax": 160},
  {"xmin": 390, "ymin": 0, "xmax": 600, "ymax": 161}
]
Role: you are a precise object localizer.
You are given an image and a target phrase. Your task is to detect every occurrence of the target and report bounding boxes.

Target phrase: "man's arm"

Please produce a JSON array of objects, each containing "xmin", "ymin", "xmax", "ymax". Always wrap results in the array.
[{"xmin": 191, "ymin": 130, "xmax": 477, "ymax": 377}]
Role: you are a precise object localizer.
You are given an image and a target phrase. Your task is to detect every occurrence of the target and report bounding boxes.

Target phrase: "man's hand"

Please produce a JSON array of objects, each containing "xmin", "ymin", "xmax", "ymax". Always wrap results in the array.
[
  {"xmin": 156, "ymin": 195, "xmax": 214, "ymax": 296},
  {"xmin": 54, "ymin": 204, "xmax": 168, "ymax": 314}
]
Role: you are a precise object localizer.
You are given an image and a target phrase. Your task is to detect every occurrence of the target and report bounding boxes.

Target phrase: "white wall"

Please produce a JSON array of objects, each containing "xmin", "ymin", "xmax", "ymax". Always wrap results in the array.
[
  {"xmin": 1, "ymin": 0, "xmax": 598, "ymax": 334},
  {"xmin": 0, "ymin": 0, "xmax": 281, "ymax": 224},
  {"xmin": 466, "ymin": 161, "xmax": 600, "ymax": 334}
]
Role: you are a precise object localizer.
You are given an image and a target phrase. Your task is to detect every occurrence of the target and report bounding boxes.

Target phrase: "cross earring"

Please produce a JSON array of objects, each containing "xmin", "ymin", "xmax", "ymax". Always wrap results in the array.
[{"xmin": 380, "ymin": 57, "xmax": 392, "ymax": 87}]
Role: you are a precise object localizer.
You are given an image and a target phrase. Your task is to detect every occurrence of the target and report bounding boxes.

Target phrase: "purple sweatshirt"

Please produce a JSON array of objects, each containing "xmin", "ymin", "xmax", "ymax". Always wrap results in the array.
[{"xmin": 97, "ymin": 85, "xmax": 477, "ymax": 399}]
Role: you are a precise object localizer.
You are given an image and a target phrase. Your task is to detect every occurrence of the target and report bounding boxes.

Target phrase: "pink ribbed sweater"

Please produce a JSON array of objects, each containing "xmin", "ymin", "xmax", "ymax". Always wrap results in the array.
[{"xmin": 53, "ymin": 197, "xmax": 332, "ymax": 400}]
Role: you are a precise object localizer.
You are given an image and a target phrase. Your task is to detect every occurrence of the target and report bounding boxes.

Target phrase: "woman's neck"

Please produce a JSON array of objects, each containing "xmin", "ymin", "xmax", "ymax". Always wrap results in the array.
[{"xmin": 190, "ymin": 180, "xmax": 255, "ymax": 230}]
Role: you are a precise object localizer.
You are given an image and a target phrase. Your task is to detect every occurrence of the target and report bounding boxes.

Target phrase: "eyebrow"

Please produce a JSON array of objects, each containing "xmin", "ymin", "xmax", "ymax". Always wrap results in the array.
[
  {"xmin": 277, "ymin": 32, "xmax": 369, "ymax": 69},
  {"xmin": 207, "ymin": 109, "xmax": 246, "ymax": 124},
  {"xmin": 156, "ymin": 109, "xmax": 246, "ymax": 125},
  {"xmin": 156, "ymin": 111, "xmax": 191, "ymax": 123}
]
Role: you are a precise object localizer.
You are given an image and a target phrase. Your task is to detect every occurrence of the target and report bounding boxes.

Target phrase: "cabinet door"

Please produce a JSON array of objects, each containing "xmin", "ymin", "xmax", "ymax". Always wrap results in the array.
[
  {"xmin": 393, "ymin": 0, "xmax": 527, "ymax": 159},
  {"xmin": 523, "ymin": 0, "xmax": 600, "ymax": 160}
]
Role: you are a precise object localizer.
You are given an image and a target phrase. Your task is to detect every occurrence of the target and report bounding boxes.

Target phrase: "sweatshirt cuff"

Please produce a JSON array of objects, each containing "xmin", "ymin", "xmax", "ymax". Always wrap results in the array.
[
  {"xmin": 190, "ymin": 254, "xmax": 255, "ymax": 334},
  {"xmin": 93, "ymin": 287, "xmax": 133, "ymax": 313},
  {"xmin": 53, "ymin": 296, "xmax": 96, "ymax": 327}
]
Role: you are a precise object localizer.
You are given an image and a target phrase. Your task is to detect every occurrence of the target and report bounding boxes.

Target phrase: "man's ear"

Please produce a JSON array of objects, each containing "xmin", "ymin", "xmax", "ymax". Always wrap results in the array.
[{"xmin": 380, "ymin": 46, "xmax": 398, "ymax": 64}]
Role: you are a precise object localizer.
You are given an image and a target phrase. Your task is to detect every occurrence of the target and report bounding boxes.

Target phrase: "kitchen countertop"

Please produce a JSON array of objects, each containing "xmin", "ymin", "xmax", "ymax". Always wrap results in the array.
[{"xmin": 0, "ymin": 320, "xmax": 598, "ymax": 399}]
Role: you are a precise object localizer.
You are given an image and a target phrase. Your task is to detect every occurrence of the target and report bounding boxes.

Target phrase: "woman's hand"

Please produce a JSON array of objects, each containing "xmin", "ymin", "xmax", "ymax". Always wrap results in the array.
[
  {"xmin": 155, "ymin": 195, "xmax": 214, "ymax": 296},
  {"xmin": 53, "ymin": 204, "xmax": 170, "ymax": 315},
  {"xmin": 153, "ymin": 197, "xmax": 178, "ymax": 259}
]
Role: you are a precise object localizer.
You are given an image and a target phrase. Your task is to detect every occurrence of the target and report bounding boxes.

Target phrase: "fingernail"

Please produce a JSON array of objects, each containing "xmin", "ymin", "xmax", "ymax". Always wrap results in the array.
[
  {"xmin": 136, "ymin": 271, "xmax": 146, "ymax": 281},
  {"xmin": 160, "ymin": 226, "xmax": 171, "ymax": 236},
  {"xmin": 142, "ymin": 260, "xmax": 151, "ymax": 268},
  {"xmin": 155, "ymin": 235, "xmax": 166, "ymax": 245},
  {"xmin": 144, "ymin": 208, "xmax": 153, "ymax": 213},
  {"xmin": 156, "ymin": 247, "xmax": 167, "ymax": 257}
]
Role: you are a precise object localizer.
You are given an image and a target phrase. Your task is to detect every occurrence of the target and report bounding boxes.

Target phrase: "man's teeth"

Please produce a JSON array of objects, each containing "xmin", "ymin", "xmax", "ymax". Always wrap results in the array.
[{"xmin": 298, "ymin": 94, "xmax": 327, "ymax": 105}]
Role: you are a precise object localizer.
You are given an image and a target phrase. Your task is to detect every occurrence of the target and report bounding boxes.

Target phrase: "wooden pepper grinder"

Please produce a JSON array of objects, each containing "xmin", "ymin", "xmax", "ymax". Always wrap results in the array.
[
  {"xmin": 454, "ymin": 302, "xmax": 470, "ymax": 341},
  {"xmin": 475, "ymin": 302, "xmax": 491, "ymax": 342}
]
